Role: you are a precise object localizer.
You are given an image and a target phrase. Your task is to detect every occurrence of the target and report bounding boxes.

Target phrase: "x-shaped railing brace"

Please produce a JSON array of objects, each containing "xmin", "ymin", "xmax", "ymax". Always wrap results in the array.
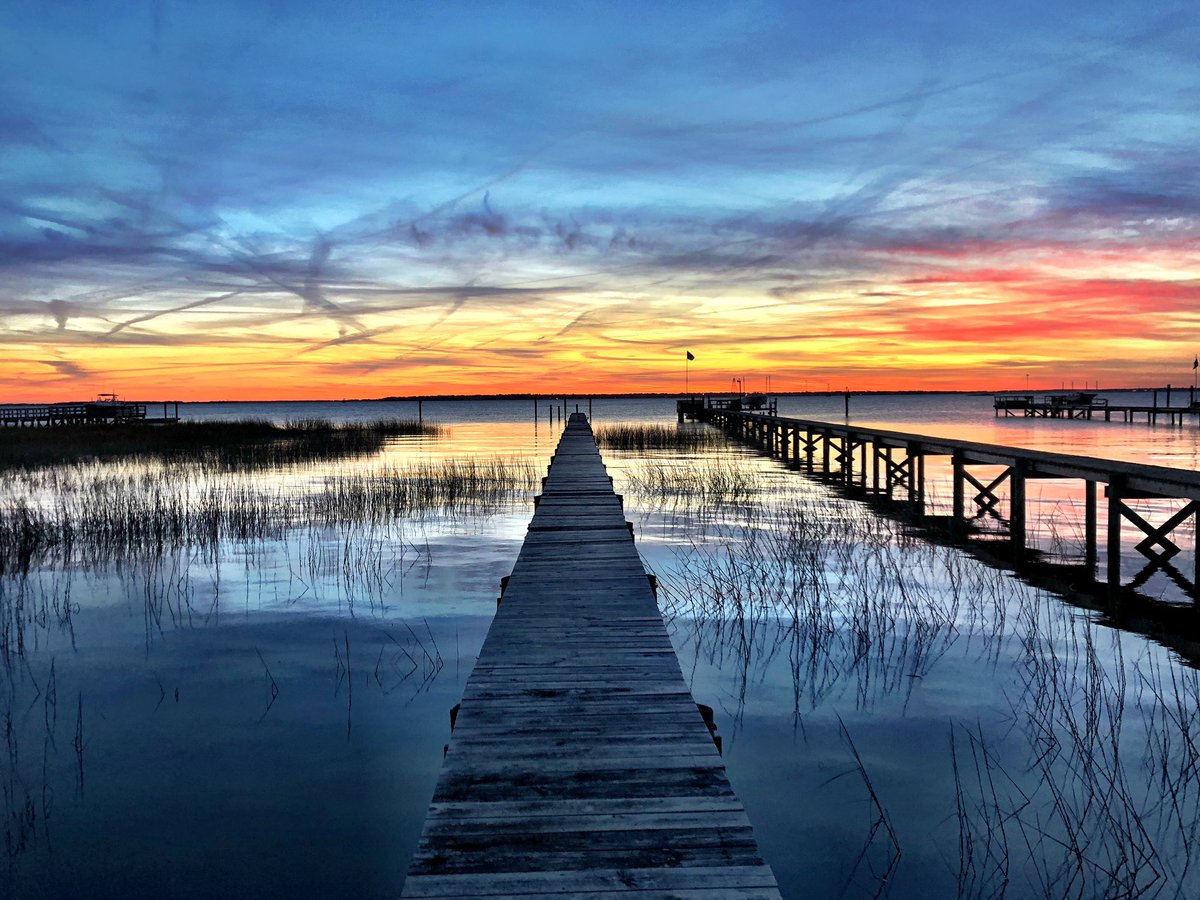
[
  {"xmin": 1114, "ymin": 498, "xmax": 1198, "ymax": 561},
  {"xmin": 799, "ymin": 432, "xmax": 819, "ymax": 467},
  {"xmin": 962, "ymin": 468, "xmax": 1011, "ymax": 514},
  {"xmin": 834, "ymin": 437, "xmax": 864, "ymax": 478},
  {"xmin": 878, "ymin": 448, "xmax": 910, "ymax": 493}
]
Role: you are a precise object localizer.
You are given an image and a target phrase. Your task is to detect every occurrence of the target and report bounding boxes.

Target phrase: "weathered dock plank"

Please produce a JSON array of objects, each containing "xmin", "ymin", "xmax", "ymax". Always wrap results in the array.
[{"xmin": 401, "ymin": 413, "xmax": 780, "ymax": 898}]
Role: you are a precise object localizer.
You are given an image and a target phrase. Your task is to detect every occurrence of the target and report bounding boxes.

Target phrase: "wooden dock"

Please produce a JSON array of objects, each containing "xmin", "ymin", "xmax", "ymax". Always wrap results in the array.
[
  {"xmin": 693, "ymin": 407, "xmax": 1200, "ymax": 602},
  {"xmin": 0, "ymin": 399, "xmax": 180, "ymax": 427},
  {"xmin": 402, "ymin": 413, "xmax": 780, "ymax": 898},
  {"xmin": 994, "ymin": 392, "xmax": 1200, "ymax": 426}
]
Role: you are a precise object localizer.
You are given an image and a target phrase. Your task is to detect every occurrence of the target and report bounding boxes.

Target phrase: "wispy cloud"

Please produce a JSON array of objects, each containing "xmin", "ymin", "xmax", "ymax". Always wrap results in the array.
[{"xmin": 1, "ymin": 2, "xmax": 1198, "ymax": 397}]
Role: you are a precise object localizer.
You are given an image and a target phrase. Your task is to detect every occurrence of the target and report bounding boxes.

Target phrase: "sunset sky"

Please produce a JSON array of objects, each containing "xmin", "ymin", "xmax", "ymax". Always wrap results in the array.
[{"xmin": 3, "ymin": 1, "xmax": 1199, "ymax": 400}]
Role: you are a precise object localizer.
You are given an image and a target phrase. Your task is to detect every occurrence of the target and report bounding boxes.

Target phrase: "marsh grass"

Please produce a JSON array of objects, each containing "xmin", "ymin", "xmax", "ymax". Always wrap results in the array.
[
  {"xmin": 656, "ymin": 484, "xmax": 1200, "ymax": 898},
  {"xmin": 618, "ymin": 454, "xmax": 758, "ymax": 507},
  {"xmin": 0, "ymin": 417, "xmax": 444, "ymax": 470},
  {"xmin": 0, "ymin": 456, "xmax": 537, "ymax": 578},
  {"xmin": 595, "ymin": 423, "xmax": 727, "ymax": 452},
  {"xmin": 599, "ymin": 422, "xmax": 1200, "ymax": 895},
  {"xmin": 659, "ymin": 495, "xmax": 987, "ymax": 718}
]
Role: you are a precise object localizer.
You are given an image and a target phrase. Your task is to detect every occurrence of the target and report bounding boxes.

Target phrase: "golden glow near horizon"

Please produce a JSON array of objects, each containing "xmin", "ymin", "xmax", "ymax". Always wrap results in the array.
[{"xmin": 6, "ymin": 253, "xmax": 1198, "ymax": 401}]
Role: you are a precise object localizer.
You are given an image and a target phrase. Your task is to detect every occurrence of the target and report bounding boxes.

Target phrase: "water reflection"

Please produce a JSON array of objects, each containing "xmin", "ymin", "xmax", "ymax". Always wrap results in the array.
[
  {"xmin": 615, "ymin": 437, "xmax": 1200, "ymax": 898},
  {"xmin": 1, "ymin": 420, "xmax": 542, "ymax": 897}
]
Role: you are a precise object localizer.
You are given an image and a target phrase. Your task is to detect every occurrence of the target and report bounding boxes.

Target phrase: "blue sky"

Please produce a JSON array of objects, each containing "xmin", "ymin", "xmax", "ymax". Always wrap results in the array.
[{"xmin": 2, "ymin": 1, "xmax": 1198, "ymax": 397}]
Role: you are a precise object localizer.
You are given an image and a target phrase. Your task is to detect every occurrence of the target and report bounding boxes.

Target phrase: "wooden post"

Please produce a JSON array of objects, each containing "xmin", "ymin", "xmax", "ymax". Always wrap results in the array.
[
  {"xmin": 872, "ymin": 443, "xmax": 880, "ymax": 495},
  {"xmin": 1010, "ymin": 461, "xmax": 1026, "ymax": 551},
  {"xmin": 916, "ymin": 446, "xmax": 926, "ymax": 516},
  {"xmin": 952, "ymin": 450, "xmax": 964, "ymax": 537},
  {"xmin": 792, "ymin": 426, "xmax": 800, "ymax": 465},
  {"xmin": 1108, "ymin": 476, "xmax": 1123, "ymax": 596},
  {"xmin": 822, "ymin": 430, "xmax": 830, "ymax": 474},
  {"xmin": 1085, "ymin": 480, "xmax": 1097, "ymax": 573},
  {"xmin": 906, "ymin": 444, "xmax": 917, "ymax": 507}
]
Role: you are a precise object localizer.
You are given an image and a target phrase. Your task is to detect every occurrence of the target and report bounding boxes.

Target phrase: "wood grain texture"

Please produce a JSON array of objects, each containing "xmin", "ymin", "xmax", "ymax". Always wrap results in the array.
[{"xmin": 401, "ymin": 413, "xmax": 780, "ymax": 898}]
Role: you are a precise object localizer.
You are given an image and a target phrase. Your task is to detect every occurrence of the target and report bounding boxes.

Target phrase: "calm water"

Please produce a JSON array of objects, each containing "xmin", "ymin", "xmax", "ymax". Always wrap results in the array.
[
  {"xmin": 184, "ymin": 391, "xmax": 1200, "ymax": 467},
  {"xmin": 3, "ymin": 395, "xmax": 1199, "ymax": 898}
]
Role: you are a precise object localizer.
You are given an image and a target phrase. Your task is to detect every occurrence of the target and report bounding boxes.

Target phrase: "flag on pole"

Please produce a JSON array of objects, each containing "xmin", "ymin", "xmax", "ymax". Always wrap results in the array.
[
  {"xmin": 686, "ymin": 351, "xmax": 695, "ymax": 361},
  {"xmin": 1193, "ymin": 356, "xmax": 1198, "ymax": 370}
]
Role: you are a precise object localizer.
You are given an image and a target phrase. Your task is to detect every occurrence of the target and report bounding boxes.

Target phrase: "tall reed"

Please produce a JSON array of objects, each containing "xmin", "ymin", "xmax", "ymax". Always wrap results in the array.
[
  {"xmin": 0, "ymin": 456, "xmax": 537, "ymax": 577},
  {"xmin": 656, "ymin": 485, "xmax": 1200, "ymax": 897},
  {"xmin": 595, "ymin": 423, "xmax": 727, "ymax": 452},
  {"xmin": 0, "ymin": 417, "xmax": 444, "ymax": 470}
]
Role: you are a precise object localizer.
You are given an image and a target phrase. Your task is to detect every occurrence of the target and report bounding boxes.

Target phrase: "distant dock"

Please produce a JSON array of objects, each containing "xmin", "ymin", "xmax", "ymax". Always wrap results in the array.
[
  {"xmin": 0, "ymin": 397, "xmax": 180, "ymax": 428},
  {"xmin": 402, "ymin": 413, "xmax": 780, "ymax": 897},
  {"xmin": 994, "ymin": 391, "xmax": 1200, "ymax": 426}
]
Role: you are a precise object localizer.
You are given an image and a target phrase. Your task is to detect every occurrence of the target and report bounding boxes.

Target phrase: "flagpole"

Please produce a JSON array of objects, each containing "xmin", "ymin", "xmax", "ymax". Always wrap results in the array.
[{"xmin": 686, "ymin": 356, "xmax": 689, "ymax": 395}]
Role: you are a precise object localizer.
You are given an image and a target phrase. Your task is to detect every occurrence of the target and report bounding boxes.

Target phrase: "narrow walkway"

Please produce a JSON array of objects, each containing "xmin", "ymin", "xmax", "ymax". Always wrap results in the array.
[{"xmin": 402, "ymin": 413, "xmax": 780, "ymax": 898}]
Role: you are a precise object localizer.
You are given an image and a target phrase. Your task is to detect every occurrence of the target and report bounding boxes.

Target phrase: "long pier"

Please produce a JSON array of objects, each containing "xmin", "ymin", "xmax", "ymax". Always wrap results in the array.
[
  {"xmin": 693, "ymin": 408, "xmax": 1200, "ymax": 602},
  {"xmin": 402, "ymin": 413, "xmax": 780, "ymax": 898}
]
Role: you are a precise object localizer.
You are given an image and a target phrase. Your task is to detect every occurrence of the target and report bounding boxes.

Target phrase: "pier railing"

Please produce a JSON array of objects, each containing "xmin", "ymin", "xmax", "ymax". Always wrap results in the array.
[
  {"xmin": 993, "ymin": 393, "xmax": 1200, "ymax": 425},
  {"xmin": 697, "ymin": 409, "xmax": 1199, "ymax": 603},
  {"xmin": 0, "ymin": 402, "xmax": 180, "ymax": 427}
]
